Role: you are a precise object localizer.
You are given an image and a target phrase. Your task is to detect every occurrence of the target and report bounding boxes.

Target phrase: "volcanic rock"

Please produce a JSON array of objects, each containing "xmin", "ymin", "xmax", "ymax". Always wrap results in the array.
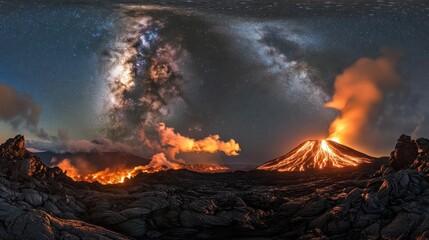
[
  {"xmin": 0, "ymin": 134, "xmax": 26, "ymax": 159},
  {"xmin": 390, "ymin": 134, "xmax": 418, "ymax": 171},
  {"xmin": 416, "ymin": 137, "xmax": 429, "ymax": 153},
  {"xmin": 22, "ymin": 188, "xmax": 45, "ymax": 206},
  {"xmin": 380, "ymin": 212, "xmax": 420, "ymax": 239},
  {"xmin": 0, "ymin": 135, "xmax": 65, "ymax": 181}
]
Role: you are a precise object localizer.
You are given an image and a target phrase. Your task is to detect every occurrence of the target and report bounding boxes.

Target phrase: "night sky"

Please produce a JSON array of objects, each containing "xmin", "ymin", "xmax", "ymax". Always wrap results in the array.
[{"xmin": 1, "ymin": 0, "xmax": 429, "ymax": 166}]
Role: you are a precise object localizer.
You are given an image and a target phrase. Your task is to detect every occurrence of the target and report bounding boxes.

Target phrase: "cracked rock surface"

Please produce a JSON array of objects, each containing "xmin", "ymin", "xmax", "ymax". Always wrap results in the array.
[{"xmin": 2, "ymin": 134, "xmax": 429, "ymax": 239}]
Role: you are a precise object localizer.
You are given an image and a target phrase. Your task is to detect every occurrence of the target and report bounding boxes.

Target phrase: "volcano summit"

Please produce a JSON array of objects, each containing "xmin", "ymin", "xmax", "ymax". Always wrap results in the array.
[{"xmin": 257, "ymin": 140, "xmax": 374, "ymax": 171}]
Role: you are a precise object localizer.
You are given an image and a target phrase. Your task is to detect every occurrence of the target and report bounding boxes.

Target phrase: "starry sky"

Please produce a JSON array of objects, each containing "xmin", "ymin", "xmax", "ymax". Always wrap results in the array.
[{"xmin": 1, "ymin": 0, "xmax": 429, "ymax": 166}]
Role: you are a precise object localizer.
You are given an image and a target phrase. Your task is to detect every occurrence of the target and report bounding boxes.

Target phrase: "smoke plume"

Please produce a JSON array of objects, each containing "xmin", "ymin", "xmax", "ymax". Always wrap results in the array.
[
  {"xmin": 0, "ymin": 83, "xmax": 41, "ymax": 127},
  {"xmin": 27, "ymin": 129, "xmax": 144, "ymax": 155},
  {"xmin": 156, "ymin": 123, "xmax": 241, "ymax": 160},
  {"xmin": 326, "ymin": 48, "xmax": 404, "ymax": 152},
  {"xmin": 33, "ymin": 122, "xmax": 240, "ymax": 184},
  {"xmin": 0, "ymin": 83, "xmax": 48, "ymax": 139}
]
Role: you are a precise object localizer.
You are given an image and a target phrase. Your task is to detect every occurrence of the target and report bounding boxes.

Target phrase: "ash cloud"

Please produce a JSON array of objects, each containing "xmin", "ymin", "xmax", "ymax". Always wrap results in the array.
[
  {"xmin": 0, "ymin": 83, "xmax": 41, "ymax": 128},
  {"xmin": 254, "ymin": 26, "xmax": 422, "ymax": 156},
  {"xmin": 0, "ymin": 83, "xmax": 48, "ymax": 139},
  {"xmin": 155, "ymin": 123, "xmax": 240, "ymax": 160},
  {"xmin": 326, "ymin": 48, "xmax": 419, "ymax": 155},
  {"xmin": 27, "ymin": 129, "xmax": 144, "ymax": 156},
  {"xmin": 36, "ymin": 123, "xmax": 239, "ymax": 181},
  {"xmin": 28, "ymin": 122, "xmax": 240, "ymax": 160}
]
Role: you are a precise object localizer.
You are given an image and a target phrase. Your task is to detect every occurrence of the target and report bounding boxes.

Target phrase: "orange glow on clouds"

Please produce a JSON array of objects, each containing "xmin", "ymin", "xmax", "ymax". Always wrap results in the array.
[
  {"xmin": 157, "ymin": 123, "xmax": 241, "ymax": 158},
  {"xmin": 55, "ymin": 123, "xmax": 238, "ymax": 185},
  {"xmin": 325, "ymin": 49, "xmax": 402, "ymax": 151}
]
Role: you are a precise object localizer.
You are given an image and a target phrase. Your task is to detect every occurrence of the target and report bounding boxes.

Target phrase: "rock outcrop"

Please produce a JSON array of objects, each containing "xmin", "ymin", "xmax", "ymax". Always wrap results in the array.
[
  {"xmin": 0, "ymin": 135, "xmax": 129, "ymax": 239},
  {"xmin": 0, "ymin": 135, "xmax": 65, "ymax": 181},
  {"xmin": 389, "ymin": 134, "xmax": 418, "ymax": 171}
]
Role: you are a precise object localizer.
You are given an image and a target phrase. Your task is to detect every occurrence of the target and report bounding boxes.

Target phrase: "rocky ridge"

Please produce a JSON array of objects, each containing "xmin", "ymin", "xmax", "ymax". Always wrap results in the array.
[{"xmin": 0, "ymin": 134, "xmax": 428, "ymax": 239}]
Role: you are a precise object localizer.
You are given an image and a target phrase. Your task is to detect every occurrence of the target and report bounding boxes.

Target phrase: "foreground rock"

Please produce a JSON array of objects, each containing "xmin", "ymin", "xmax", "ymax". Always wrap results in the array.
[
  {"xmin": 389, "ymin": 134, "xmax": 418, "ymax": 171},
  {"xmin": 2, "ymin": 134, "xmax": 429, "ymax": 239},
  {"xmin": 0, "ymin": 135, "xmax": 129, "ymax": 239}
]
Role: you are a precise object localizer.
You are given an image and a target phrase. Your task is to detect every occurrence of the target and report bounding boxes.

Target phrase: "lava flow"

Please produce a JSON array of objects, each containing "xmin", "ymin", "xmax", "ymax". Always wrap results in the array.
[
  {"xmin": 257, "ymin": 140, "xmax": 373, "ymax": 171},
  {"xmin": 57, "ymin": 155, "xmax": 230, "ymax": 185}
]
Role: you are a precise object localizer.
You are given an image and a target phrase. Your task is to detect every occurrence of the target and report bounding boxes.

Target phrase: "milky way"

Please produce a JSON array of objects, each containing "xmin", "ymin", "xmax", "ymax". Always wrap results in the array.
[{"xmin": 104, "ymin": 9, "xmax": 187, "ymax": 144}]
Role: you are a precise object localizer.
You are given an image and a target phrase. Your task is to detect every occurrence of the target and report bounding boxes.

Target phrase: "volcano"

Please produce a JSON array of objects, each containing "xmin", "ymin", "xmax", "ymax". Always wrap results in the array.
[{"xmin": 257, "ymin": 140, "xmax": 373, "ymax": 171}]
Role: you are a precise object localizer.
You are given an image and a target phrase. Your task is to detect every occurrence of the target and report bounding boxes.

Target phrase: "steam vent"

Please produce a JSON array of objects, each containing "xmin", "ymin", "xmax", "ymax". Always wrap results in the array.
[{"xmin": 257, "ymin": 140, "xmax": 373, "ymax": 171}]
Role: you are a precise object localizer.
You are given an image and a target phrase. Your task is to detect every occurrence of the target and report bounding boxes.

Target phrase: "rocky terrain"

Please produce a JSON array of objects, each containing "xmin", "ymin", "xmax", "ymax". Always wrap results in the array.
[{"xmin": 1, "ymin": 134, "xmax": 429, "ymax": 239}]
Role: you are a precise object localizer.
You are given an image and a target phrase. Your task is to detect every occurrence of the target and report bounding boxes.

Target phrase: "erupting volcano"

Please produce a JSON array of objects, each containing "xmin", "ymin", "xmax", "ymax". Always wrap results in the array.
[{"xmin": 257, "ymin": 140, "xmax": 373, "ymax": 171}]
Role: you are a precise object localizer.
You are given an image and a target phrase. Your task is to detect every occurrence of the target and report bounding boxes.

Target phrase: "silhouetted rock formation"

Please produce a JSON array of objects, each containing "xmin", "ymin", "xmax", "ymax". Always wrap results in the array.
[
  {"xmin": 389, "ymin": 134, "xmax": 418, "ymax": 171},
  {"xmin": 416, "ymin": 137, "xmax": 429, "ymax": 153},
  {"xmin": 410, "ymin": 137, "xmax": 429, "ymax": 173},
  {"xmin": 0, "ymin": 135, "xmax": 65, "ymax": 181}
]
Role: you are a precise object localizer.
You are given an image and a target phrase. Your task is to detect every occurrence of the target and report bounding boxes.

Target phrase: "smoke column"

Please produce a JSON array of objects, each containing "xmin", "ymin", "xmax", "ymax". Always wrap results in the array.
[{"xmin": 326, "ymin": 48, "xmax": 403, "ymax": 152}]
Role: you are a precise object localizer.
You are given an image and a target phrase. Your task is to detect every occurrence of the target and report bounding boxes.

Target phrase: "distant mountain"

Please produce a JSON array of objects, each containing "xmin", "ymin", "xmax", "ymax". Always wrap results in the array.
[{"xmin": 257, "ymin": 140, "xmax": 374, "ymax": 171}]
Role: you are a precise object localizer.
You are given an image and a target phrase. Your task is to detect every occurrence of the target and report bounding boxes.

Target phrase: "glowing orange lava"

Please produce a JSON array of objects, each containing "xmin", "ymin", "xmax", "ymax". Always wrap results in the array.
[
  {"xmin": 70, "ymin": 167, "xmax": 170, "ymax": 185},
  {"xmin": 59, "ymin": 159, "xmax": 229, "ymax": 185},
  {"xmin": 257, "ymin": 140, "xmax": 373, "ymax": 171}
]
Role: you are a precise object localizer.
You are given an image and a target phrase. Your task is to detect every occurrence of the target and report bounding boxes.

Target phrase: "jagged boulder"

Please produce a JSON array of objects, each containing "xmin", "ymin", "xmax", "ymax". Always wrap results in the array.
[
  {"xmin": 390, "ymin": 134, "xmax": 418, "ymax": 171},
  {"xmin": 0, "ymin": 135, "xmax": 27, "ymax": 159},
  {"xmin": 0, "ymin": 135, "xmax": 65, "ymax": 180},
  {"xmin": 416, "ymin": 138, "xmax": 429, "ymax": 153}
]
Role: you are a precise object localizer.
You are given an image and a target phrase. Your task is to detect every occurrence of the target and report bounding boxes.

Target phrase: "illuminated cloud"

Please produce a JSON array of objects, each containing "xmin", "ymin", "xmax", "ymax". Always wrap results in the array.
[
  {"xmin": 133, "ymin": 152, "xmax": 180, "ymax": 171},
  {"xmin": 32, "ymin": 123, "xmax": 239, "ymax": 184},
  {"xmin": 326, "ymin": 48, "xmax": 404, "ymax": 152},
  {"xmin": 156, "ymin": 123, "xmax": 241, "ymax": 159}
]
